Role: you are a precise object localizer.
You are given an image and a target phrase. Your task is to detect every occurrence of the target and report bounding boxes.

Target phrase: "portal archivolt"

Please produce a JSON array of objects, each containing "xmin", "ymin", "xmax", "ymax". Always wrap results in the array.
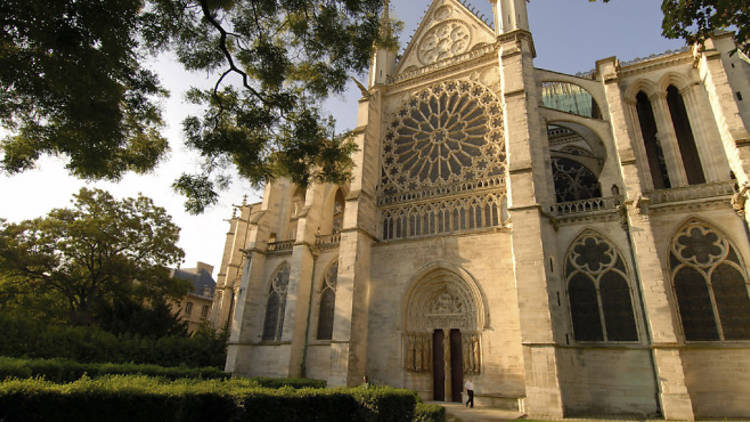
[{"xmin": 402, "ymin": 266, "xmax": 485, "ymax": 401}]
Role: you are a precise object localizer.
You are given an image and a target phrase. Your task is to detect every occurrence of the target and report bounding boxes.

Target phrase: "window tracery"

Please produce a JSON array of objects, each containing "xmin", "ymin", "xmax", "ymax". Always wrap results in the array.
[
  {"xmin": 262, "ymin": 264, "xmax": 290, "ymax": 341},
  {"xmin": 316, "ymin": 260, "xmax": 338, "ymax": 340},
  {"xmin": 566, "ymin": 231, "xmax": 638, "ymax": 342},
  {"xmin": 669, "ymin": 220, "xmax": 750, "ymax": 341},
  {"xmin": 379, "ymin": 80, "xmax": 505, "ymax": 241},
  {"xmin": 418, "ymin": 20, "xmax": 471, "ymax": 65},
  {"xmin": 381, "ymin": 191, "xmax": 505, "ymax": 241},
  {"xmin": 380, "ymin": 80, "xmax": 504, "ymax": 196},
  {"xmin": 551, "ymin": 157, "xmax": 602, "ymax": 203}
]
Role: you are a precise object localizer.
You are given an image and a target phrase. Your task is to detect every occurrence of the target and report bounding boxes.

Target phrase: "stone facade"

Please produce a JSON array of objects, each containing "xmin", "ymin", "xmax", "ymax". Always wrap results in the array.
[{"xmin": 210, "ymin": 1, "xmax": 750, "ymax": 419}]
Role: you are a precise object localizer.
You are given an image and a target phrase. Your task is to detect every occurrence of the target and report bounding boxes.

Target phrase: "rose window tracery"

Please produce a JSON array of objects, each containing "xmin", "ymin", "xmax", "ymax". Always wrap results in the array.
[
  {"xmin": 418, "ymin": 20, "xmax": 471, "ymax": 65},
  {"xmin": 381, "ymin": 80, "xmax": 504, "ymax": 195}
]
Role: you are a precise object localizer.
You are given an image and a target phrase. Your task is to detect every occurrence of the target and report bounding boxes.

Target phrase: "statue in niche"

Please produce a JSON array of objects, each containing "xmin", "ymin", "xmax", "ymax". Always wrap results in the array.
[
  {"xmin": 415, "ymin": 335, "xmax": 424, "ymax": 371},
  {"xmin": 422, "ymin": 334, "xmax": 431, "ymax": 372},
  {"xmin": 472, "ymin": 335, "xmax": 480, "ymax": 373}
]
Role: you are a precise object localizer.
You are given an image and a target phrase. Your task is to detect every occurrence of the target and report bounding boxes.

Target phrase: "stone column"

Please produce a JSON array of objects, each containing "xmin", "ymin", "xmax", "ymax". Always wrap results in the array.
[
  {"xmin": 694, "ymin": 39, "xmax": 750, "ymax": 226},
  {"xmin": 328, "ymin": 90, "xmax": 381, "ymax": 386},
  {"xmin": 650, "ymin": 93, "xmax": 689, "ymax": 187},
  {"xmin": 498, "ymin": 29, "xmax": 564, "ymax": 418},
  {"xmin": 597, "ymin": 57, "xmax": 694, "ymax": 421},
  {"xmin": 681, "ymin": 84, "xmax": 727, "ymax": 182},
  {"xmin": 285, "ymin": 183, "xmax": 325, "ymax": 377}
]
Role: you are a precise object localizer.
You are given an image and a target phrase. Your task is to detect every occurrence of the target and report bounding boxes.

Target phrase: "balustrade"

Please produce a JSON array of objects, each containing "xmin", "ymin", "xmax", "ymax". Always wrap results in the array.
[
  {"xmin": 650, "ymin": 180, "xmax": 735, "ymax": 205},
  {"xmin": 315, "ymin": 233, "xmax": 341, "ymax": 250},
  {"xmin": 267, "ymin": 239, "xmax": 295, "ymax": 253},
  {"xmin": 548, "ymin": 196, "xmax": 616, "ymax": 216}
]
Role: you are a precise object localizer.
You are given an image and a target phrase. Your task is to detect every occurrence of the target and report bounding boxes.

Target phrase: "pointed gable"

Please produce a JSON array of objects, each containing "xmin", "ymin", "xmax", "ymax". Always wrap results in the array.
[{"xmin": 395, "ymin": 0, "xmax": 496, "ymax": 76}]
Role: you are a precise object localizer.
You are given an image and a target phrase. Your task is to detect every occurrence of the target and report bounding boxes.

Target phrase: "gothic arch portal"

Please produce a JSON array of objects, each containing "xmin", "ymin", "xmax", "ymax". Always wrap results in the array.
[
  {"xmin": 402, "ymin": 263, "xmax": 488, "ymax": 333},
  {"xmin": 401, "ymin": 263, "xmax": 486, "ymax": 403}
]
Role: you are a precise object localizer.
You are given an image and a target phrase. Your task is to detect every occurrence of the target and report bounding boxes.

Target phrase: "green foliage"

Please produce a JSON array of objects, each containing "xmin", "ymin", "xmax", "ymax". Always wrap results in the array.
[
  {"xmin": 0, "ymin": 0, "xmax": 168, "ymax": 180},
  {"xmin": 660, "ymin": 0, "xmax": 748, "ymax": 56},
  {"xmin": 0, "ymin": 357, "xmax": 227, "ymax": 383},
  {"xmin": 0, "ymin": 188, "xmax": 187, "ymax": 329},
  {"xmin": 249, "ymin": 376, "xmax": 326, "ymax": 389},
  {"xmin": 0, "ymin": 315, "xmax": 227, "ymax": 368},
  {"xmin": 590, "ymin": 0, "xmax": 749, "ymax": 56},
  {"xmin": 1, "ymin": 0, "xmax": 396, "ymax": 213},
  {"xmin": 0, "ymin": 376, "xmax": 416, "ymax": 422},
  {"xmin": 414, "ymin": 402, "xmax": 447, "ymax": 422}
]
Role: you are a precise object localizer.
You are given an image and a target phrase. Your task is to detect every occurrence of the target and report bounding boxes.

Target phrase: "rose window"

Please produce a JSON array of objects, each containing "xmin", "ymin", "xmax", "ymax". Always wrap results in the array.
[{"xmin": 381, "ymin": 80, "xmax": 504, "ymax": 194}]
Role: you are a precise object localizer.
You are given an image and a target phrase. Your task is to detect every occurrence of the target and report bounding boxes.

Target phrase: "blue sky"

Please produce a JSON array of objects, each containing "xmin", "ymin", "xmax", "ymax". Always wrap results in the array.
[{"xmin": 0, "ymin": 0, "xmax": 685, "ymax": 275}]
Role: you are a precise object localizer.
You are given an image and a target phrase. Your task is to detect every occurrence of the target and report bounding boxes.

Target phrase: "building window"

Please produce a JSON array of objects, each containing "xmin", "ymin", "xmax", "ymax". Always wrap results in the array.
[
  {"xmin": 551, "ymin": 157, "xmax": 601, "ymax": 202},
  {"xmin": 636, "ymin": 91, "xmax": 671, "ymax": 189},
  {"xmin": 317, "ymin": 259, "xmax": 338, "ymax": 340},
  {"xmin": 185, "ymin": 301, "xmax": 193, "ymax": 316},
  {"xmin": 566, "ymin": 231, "xmax": 638, "ymax": 342},
  {"xmin": 201, "ymin": 305, "xmax": 209, "ymax": 319},
  {"xmin": 666, "ymin": 85, "xmax": 705, "ymax": 185},
  {"xmin": 670, "ymin": 219, "xmax": 750, "ymax": 341},
  {"xmin": 262, "ymin": 264, "xmax": 290, "ymax": 341}
]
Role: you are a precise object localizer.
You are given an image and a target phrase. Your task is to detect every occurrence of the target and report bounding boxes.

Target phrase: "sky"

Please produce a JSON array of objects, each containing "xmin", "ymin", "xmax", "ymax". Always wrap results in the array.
[{"xmin": 0, "ymin": 0, "xmax": 685, "ymax": 276}]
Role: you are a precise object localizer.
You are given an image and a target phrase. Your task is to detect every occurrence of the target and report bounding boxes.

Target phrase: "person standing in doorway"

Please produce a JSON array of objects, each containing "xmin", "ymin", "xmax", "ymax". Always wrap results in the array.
[{"xmin": 464, "ymin": 378, "xmax": 474, "ymax": 408}]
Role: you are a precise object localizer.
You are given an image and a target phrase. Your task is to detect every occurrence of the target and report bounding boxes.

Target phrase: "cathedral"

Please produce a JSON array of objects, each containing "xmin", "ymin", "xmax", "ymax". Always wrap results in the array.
[{"xmin": 209, "ymin": 0, "xmax": 750, "ymax": 419}]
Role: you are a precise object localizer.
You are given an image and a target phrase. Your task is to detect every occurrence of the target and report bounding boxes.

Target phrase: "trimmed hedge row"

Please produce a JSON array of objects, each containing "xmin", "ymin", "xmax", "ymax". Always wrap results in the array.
[
  {"xmin": 0, "ymin": 356, "xmax": 226, "ymax": 383},
  {"xmin": 0, "ymin": 356, "xmax": 327, "ymax": 388},
  {"xmin": 0, "ymin": 375, "xmax": 416, "ymax": 422},
  {"xmin": 414, "ymin": 402, "xmax": 446, "ymax": 422},
  {"xmin": 0, "ymin": 315, "xmax": 226, "ymax": 367}
]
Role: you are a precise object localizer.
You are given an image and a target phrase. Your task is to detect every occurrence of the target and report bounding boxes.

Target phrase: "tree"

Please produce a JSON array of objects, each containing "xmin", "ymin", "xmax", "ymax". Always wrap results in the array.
[
  {"xmin": 591, "ymin": 0, "xmax": 749, "ymax": 57},
  {"xmin": 0, "ymin": 188, "xmax": 188, "ymax": 326},
  {"xmin": 1, "ymin": 0, "xmax": 395, "ymax": 213}
]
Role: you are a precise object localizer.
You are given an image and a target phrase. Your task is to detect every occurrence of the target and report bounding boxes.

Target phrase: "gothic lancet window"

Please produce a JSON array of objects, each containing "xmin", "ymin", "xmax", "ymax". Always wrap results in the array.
[
  {"xmin": 636, "ymin": 91, "xmax": 671, "ymax": 189},
  {"xmin": 670, "ymin": 220, "xmax": 750, "ymax": 341},
  {"xmin": 262, "ymin": 264, "xmax": 290, "ymax": 341},
  {"xmin": 316, "ymin": 260, "xmax": 338, "ymax": 340},
  {"xmin": 566, "ymin": 231, "xmax": 639, "ymax": 342},
  {"xmin": 666, "ymin": 85, "xmax": 705, "ymax": 185}
]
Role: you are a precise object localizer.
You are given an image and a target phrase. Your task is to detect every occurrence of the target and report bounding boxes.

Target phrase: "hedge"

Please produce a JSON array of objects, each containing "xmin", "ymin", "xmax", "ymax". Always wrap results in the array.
[
  {"xmin": 0, "ymin": 357, "xmax": 327, "ymax": 388},
  {"xmin": 0, "ymin": 376, "xmax": 416, "ymax": 422},
  {"xmin": 414, "ymin": 402, "xmax": 446, "ymax": 422},
  {"xmin": 0, "ymin": 315, "xmax": 226, "ymax": 367},
  {"xmin": 0, "ymin": 356, "xmax": 226, "ymax": 383}
]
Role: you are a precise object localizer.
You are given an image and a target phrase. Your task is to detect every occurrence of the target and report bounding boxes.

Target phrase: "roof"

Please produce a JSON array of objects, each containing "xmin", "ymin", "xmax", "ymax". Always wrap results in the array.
[{"xmin": 172, "ymin": 266, "xmax": 216, "ymax": 299}]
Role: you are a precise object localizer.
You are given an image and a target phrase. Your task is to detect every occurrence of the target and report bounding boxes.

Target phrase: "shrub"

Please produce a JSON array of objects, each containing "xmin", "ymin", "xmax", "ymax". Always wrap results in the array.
[
  {"xmin": 0, "ymin": 376, "xmax": 416, "ymax": 422},
  {"xmin": 250, "ymin": 376, "xmax": 326, "ymax": 389},
  {"xmin": 0, "ymin": 357, "xmax": 326, "ymax": 389},
  {"xmin": 414, "ymin": 402, "xmax": 446, "ymax": 422},
  {"xmin": 0, "ymin": 315, "xmax": 227, "ymax": 367},
  {"xmin": 0, "ymin": 357, "xmax": 227, "ymax": 383}
]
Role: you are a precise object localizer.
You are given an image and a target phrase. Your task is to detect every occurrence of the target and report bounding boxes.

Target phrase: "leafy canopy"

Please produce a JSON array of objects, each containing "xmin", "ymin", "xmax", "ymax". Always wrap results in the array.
[
  {"xmin": 1, "ymin": 0, "xmax": 393, "ymax": 213},
  {"xmin": 0, "ymin": 188, "xmax": 188, "ymax": 328},
  {"xmin": 591, "ymin": 0, "xmax": 749, "ymax": 56}
]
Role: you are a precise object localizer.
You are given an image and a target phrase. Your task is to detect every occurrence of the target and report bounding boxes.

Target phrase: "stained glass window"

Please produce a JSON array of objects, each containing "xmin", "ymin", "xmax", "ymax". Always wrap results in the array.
[
  {"xmin": 317, "ymin": 260, "xmax": 338, "ymax": 340},
  {"xmin": 670, "ymin": 220, "xmax": 750, "ymax": 341},
  {"xmin": 262, "ymin": 264, "xmax": 290, "ymax": 341},
  {"xmin": 566, "ymin": 231, "xmax": 639, "ymax": 342}
]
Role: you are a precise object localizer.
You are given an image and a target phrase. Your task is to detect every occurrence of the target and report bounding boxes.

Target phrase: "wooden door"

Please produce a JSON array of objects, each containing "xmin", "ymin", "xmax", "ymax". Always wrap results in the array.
[
  {"xmin": 450, "ymin": 329, "xmax": 463, "ymax": 402},
  {"xmin": 432, "ymin": 330, "xmax": 445, "ymax": 401}
]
